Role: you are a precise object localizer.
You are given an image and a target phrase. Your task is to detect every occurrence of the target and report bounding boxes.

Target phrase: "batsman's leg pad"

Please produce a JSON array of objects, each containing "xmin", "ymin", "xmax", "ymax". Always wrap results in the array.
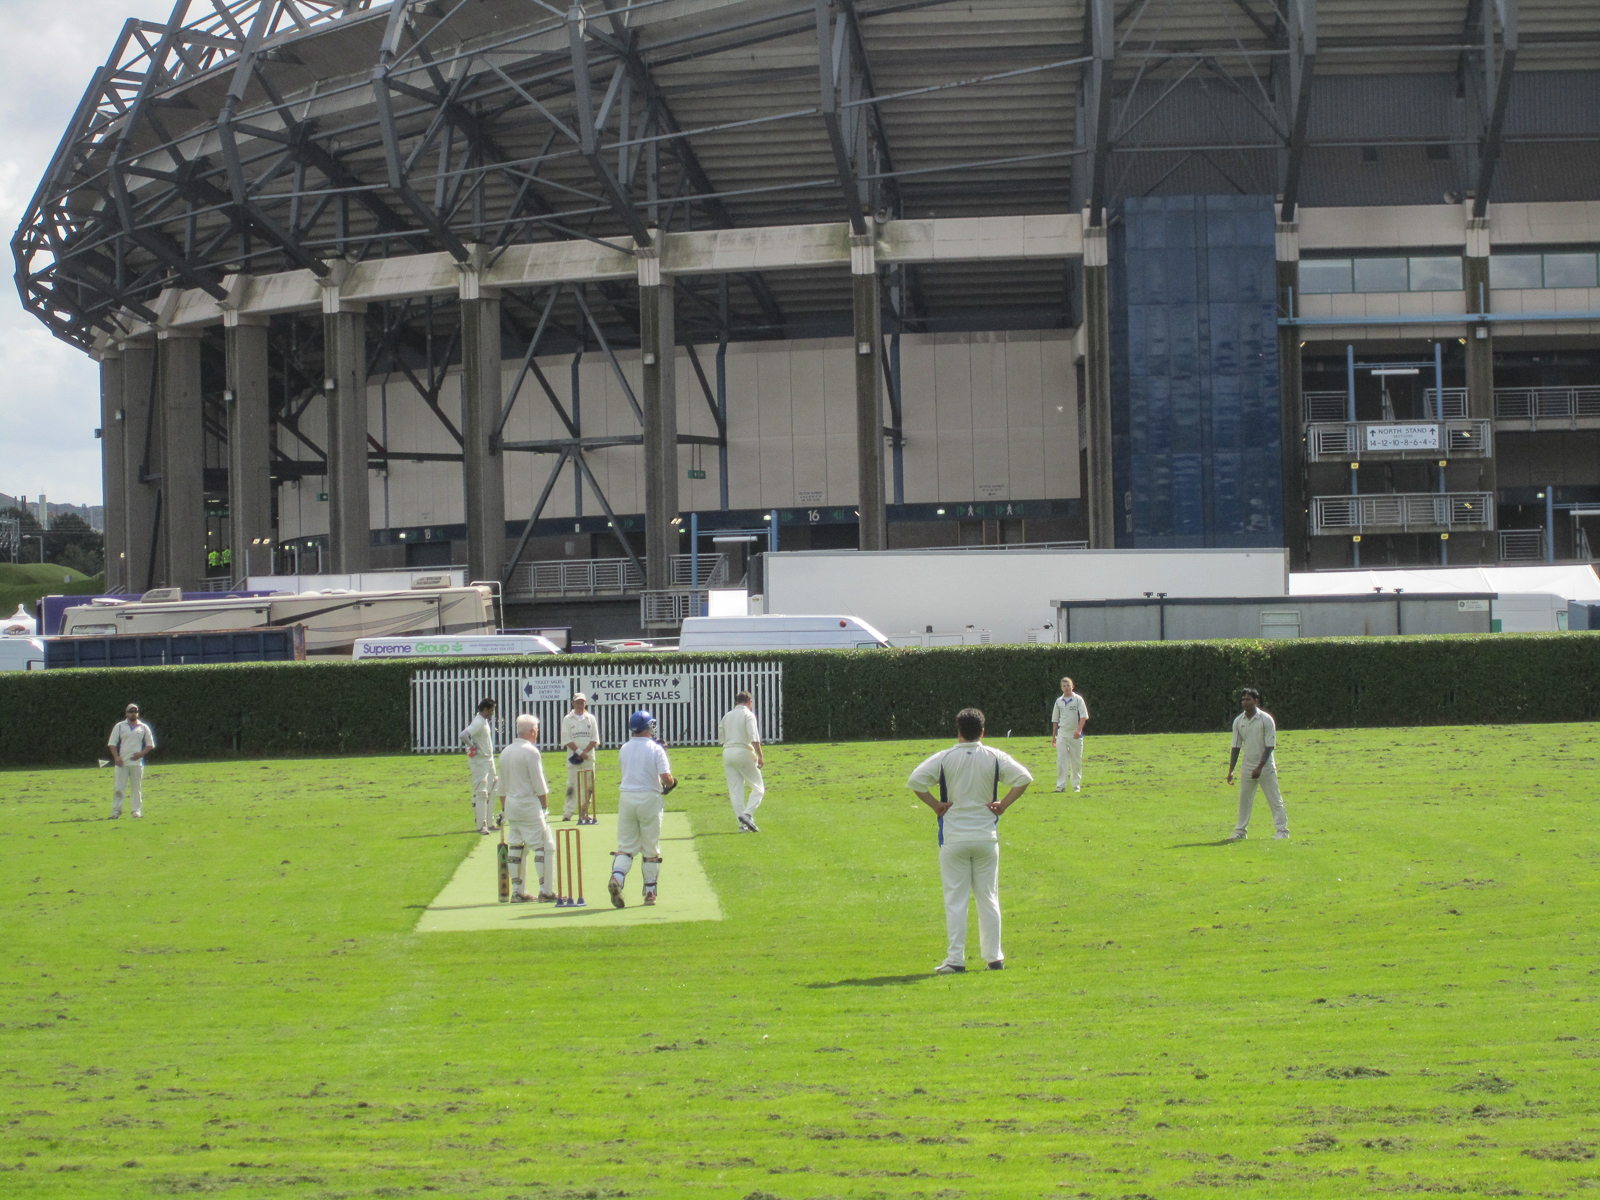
[
  {"xmin": 534, "ymin": 845, "xmax": 548, "ymax": 891},
  {"xmin": 641, "ymin": 855, "xmax": 662, "ymax": 894},
  {"xmin": 611, "ymin": 852, "xmax": 634, "ymax": 884},
  {"xmin": 509, "ymin": 844, "xmax": 526, "ymax": 893}
]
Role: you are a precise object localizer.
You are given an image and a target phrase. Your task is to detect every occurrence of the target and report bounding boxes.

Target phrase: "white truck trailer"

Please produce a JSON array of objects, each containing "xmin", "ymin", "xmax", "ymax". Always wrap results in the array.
[
  {"xmin": 760, "ymin": 548, "xmax": 1289, "ymax": 645},
  {"xmin": 60, "ymin": 584, "xmax": 496, "ymax": 657}
]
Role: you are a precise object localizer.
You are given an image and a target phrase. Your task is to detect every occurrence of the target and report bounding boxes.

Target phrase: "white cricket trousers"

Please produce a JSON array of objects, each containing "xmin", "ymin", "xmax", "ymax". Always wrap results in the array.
[
  {"xmin": 562, "ymin": 759, "xmax": 596, "ymax": 819},
  {"xmin": 1236, "ymin": 764, "xmax": 1288, "ymax": 837},
  {"xmin": 722, "ymin": 746, "xmax": 765, "ymax": 820},
  {"xmin": 1055, "ymin": 735, "xmax": 1083, "ymax": 790},
  {"xmin": 112, "ymin": 763, "xmax": 143, "ymax": 817},
  {"xmin": 939, "ymin": 841, "xmax": 1002, "ymax": 967},
  {"xmin": 469, "ymin": 757, "xmax": 496, "ymax": 828},
  {"xmin": 615, "ymin": 789, "xmax": 664, "ymax": 858},
  {"xmin": 504, "ymin": 804, "xmax": 554, "ymax": 895}
]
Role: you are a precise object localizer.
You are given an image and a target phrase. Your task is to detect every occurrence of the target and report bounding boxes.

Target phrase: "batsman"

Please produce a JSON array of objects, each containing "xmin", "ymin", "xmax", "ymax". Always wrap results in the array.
[{"xmin": 496, "ymin": 714, "xmax": 557, "ymax": 903}]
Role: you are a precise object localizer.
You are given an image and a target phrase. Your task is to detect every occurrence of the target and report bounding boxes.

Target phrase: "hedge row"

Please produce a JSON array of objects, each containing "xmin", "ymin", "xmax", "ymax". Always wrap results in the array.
[{"xmin": 1, "ymin": 634, "xmax": 1596, "ymax": 768}]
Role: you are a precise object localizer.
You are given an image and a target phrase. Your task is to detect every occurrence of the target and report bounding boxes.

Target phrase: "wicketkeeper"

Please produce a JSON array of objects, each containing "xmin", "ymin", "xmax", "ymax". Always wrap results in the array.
[
  {"xmin": 459, "ymin": 698, "xmax": 499, "ymax": 834},
  {"xmin": 559, "ymin": 693, "xmax": 601, "ymax": 821}
]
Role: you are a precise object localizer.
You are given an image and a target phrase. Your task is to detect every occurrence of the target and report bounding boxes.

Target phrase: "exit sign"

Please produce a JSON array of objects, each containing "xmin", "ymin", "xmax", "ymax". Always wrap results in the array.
[
  {"xmin": 687, "ymin": 468, "xmax": 707, "ymax": 480},
  {"xmin": 316, "ymin": 492, "xmax": 329, "ymax": 501}
]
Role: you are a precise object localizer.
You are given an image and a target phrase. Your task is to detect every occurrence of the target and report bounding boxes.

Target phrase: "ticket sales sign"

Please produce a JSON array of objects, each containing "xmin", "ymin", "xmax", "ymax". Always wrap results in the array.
[
  {"xmin": 1364, "ymin": 423, "xmax": 1439, "ymax": 451},
  {"xmin": 579, "ymin": 674, "xmax": 688, "ymax": 705}
]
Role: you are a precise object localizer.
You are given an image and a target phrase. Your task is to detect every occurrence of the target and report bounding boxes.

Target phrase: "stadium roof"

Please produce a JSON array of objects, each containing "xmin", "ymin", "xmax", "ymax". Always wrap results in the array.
[{"xmin": 13, "ymin": 0, "xmax": 1600, "ymax": 350}]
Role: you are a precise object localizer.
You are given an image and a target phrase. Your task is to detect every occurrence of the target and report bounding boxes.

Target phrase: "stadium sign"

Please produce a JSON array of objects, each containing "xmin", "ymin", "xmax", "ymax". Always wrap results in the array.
[
  {"xmin": 1364, "ymin": 423, "xmax": 1439, "ymax": 451},
  {"xmin": 579, "ymin": 674, "xmax": 688, "ymax": 705}
]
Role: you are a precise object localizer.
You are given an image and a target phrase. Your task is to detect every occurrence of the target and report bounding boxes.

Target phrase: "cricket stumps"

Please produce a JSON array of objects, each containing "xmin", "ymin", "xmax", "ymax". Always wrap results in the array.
[{"xmin": 555, "ymin": 827, "xmax": 586, "ymax": 907}]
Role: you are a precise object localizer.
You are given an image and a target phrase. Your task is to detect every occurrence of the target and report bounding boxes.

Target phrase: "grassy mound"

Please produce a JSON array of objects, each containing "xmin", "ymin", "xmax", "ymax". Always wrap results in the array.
[
  {"xmin": 0, "ymin": 562, "xmax": 102, "ymax": 624},
  {"xmin": 2, "ymin": 724, "xmax": 1595, "ymax": 1198}
]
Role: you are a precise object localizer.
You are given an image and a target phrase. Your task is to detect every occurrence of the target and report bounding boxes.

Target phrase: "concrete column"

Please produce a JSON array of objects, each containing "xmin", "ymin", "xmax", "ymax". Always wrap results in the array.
[
  {"xmin": 851, "ymin": 231, "xmax": 888, "ymax": 552},
  {"xmin": 225, "ymin": 317, "xmax": 272, "ymax": 581},
  {"xmin": 1081, "ymin": 222, "xmax": 1116, "ymax": 548},
  {"xmin": 322, "ymin": 301, "xmax": 370, "ymax": 574},
  {"xmin": 459, "ymin": 286, "xmax": 506, "ymax": 585},
  {"xmin": 120, "ymin": 339, "xmax": 159, "ymax": 593},
  {"xmin": 1276, "ymin": 222, "xmax": 1309, "ymax": 569},
  {"xmin": 638, "ymin": 252, "xmax": 678, "ymax": 590},
  {"xmin": 1463, "ymin": 214, "xmax": 1497, "ymax": 564},
  {"xmin": 158, "ymin": 330, "xmax": 205, "ymax": 591},
  {"xmin": 98, "ymin": 350, "xmax": 127, "ymax": 592}
]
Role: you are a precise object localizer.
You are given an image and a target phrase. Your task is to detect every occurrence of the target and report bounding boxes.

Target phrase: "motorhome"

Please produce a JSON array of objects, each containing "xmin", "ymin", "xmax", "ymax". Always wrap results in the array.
[
  {"xmin": 60, "ymin": 583, "xmax": 496, "ymax": 657},
  {"xmin": 678, "ymin": 615, "xmax": 891, "ymax": 652},
  {"xmin": 352, "ymin": 634, "xmax": 560, "ymax": 660},
  {"xmin": 0, "ymin": 637, "xmax": 46, "ymax": 672}
]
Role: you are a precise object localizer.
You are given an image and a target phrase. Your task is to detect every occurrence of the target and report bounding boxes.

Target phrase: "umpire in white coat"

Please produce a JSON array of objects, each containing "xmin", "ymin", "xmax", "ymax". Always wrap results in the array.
[
  {"xmin": 908, "ymin": 707, "xmax": 1033, "ymax": 974},
  {"xmin": 496, "ymin": 714, "xmax": 556, "ymax": 902}
]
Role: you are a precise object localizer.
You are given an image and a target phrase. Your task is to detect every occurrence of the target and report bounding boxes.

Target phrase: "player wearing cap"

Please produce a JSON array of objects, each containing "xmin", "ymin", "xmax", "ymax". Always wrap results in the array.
[
  {"xmin": 1050, "ymin": 677, "xmax": 1089, "ymax": 792},
  {"xmin": 458, "ymin": 698, "xmax": 499, "ymax": 834},
  {"xmin": 907, "ymin": 707, "xmax": 1033, "ymax": 974},
  {"xmin": 719, "ymin": 691, "xmax": 765, "ymax": 832},
  {"xmin": 608, "ymin": 711, "xmax": 676, "ymax": 909},
  {"xmin": 496, "ymin": 714, "xmax": 557, "ymax": 902},
  {"xmin": 1227, "ymin": 687, "xmax": 1288, "ymax": 841},
  {"xmin": 107, "ymin": 703, "xmax": 155, "ymax": 819},
  {"xmin": 559, "ymin": 693, "xmax": 601, "ymax": 821}
]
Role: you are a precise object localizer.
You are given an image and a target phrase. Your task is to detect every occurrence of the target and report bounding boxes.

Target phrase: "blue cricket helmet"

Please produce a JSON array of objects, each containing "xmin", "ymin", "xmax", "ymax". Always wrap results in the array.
[{"xmin": 629, "ymin": 710, "xmax": 657, "ymax": 736}]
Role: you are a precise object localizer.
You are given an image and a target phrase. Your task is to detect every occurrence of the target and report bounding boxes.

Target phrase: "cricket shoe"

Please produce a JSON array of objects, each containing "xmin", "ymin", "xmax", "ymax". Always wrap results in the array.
[
  {"xmin": 1274, "ymin": 831, "xmax": 1291, "ymax": 840},
  {"xmin": 608, "ymin": 877, "xmax": 626, "ymax": 909},
  {"xmin": 1074, "ymin": 785, "xmax": 1081, "ymax": 792},
  {"xmin": 1226, "ymin": 831, "xmax": 1247, "ymax": 842},
  {"xmin": 934, "ymin": 963, "xmax": 966, "ymax": 975},
  {"xmin": 478, "ymin": 825, "xmax": 493, "ymax": 835},
  {"xmin": 537, "ymin": 892, "xmax": 558, "ymax": 903},
  {"xmin": 739, "ymin": 815, "xmax": 760, "ymax": 833},
  {"xmin": 643, "ymin": 891, "xmax": 657, "ymax": 907},
  {"xmin": 987, "ymin": 961, "xmax": 1006, "ymax": 971},
  {"xmin": 511, "ymin": 892, "xmax": 532, "ymax": 904}
]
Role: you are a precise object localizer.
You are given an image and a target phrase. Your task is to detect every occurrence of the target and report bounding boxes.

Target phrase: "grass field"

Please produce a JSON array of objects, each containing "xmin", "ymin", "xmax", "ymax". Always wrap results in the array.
[
  {"xmin": 0, "ymin": 563, "xmax": 99, "ymax": 623},
  {"xmin": 2, "ymin": 724, "xmax": 1596, "ymax": 1199}
]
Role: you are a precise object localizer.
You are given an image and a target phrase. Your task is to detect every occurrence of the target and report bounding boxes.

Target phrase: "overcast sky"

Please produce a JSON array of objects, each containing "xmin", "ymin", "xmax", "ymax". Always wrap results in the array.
[{"xmin": 0, "ymin": 2, "xmax": 171, "ymax": 508}]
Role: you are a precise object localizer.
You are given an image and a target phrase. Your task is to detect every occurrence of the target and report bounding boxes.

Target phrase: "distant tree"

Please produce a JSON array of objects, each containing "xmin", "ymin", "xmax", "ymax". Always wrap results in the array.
[{"xmin": 49, "ymin": 513, "xmax": 105, "ymax": 577}]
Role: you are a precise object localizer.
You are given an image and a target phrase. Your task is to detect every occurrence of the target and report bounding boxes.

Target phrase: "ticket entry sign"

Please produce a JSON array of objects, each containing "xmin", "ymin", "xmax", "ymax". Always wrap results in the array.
[
  {"xmin": 580, "ymin": 674, "xmax": 688, "ymax": 706},
  {"xmin": 1364, "ymin": 423, "xmax": 1439, "ymax": 451}
]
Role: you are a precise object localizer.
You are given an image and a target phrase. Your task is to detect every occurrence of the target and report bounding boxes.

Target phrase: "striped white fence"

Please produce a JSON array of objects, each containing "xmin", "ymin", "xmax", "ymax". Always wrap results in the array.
[{"xmin": 410, "ymin": 661, "xmax": 783, "ymax": 753}]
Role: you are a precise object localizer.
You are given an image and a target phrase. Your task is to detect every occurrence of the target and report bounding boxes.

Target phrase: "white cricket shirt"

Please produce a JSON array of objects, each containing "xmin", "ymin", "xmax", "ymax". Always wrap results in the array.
[
  {"xmin": 459, "ymin": 714, "xmax": 494, "ymax": 758},
  {"xmin": 617, "ymin": 735, "xmax": 671, "ymax": 792},
  {"xmin": 907, "ymin": 741, "xmax": 1033, "ymax": 845},
  {"xmin": 719, "ymin": 705, "xmax": 761, "ymax": 751},
  {"xmin": 108, "ymin": 720, "xmax": 155, "ymax": 760},
  {"xmin": 560, "ymin": 710, "xmax": 601, "ymax": 751},
  {"xmin": 1231, "ymin": 708, "xmax": 1277, "ymax": 771},
  {"xmin": 496, "ymin": 739, "xmax": 550, "ymax": 806},
  {"xmin": 1052, "ymin": 693, "xmax": 1089, "ymax": 731}
]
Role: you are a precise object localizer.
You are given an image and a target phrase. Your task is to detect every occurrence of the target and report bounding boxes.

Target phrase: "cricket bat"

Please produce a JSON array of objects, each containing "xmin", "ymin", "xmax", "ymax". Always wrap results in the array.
[{"xmin": 496, "ymin": 813, "xmax": 510, "ymax": 903}]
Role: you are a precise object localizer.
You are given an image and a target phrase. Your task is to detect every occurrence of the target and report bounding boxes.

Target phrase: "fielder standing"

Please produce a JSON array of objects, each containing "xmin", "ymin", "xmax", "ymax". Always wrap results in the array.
[
  {"xmin": 459, "ymin": 698, "xmax": 499, "ymax": 834},
  {"xmin": 1226, "ymin": 687, "xmax": 1289, "ymax": 841},
  {"xmin": 608, "ymin": 711, "xmax": 676, "ymax": 909},
  {"xmin": 1050, "ymin": 676, "xmax": 1089, "ymax": 792},
  {"xmin": 908, "ymin": 707, "xmax": 1033, "ymax": 974},
  {"xmin": 107, "ymin": 703, "xmax": 155, "ymax": 819},
  {"xmin": 559, "ymin": 693, "xmax": 601, "ymax": 821},
  {"xmin": 496, "ymin": 714, "xmax": 556, "ymax": 902},
  {"xmin": 719, "ymin": 690, "xmax": 765, "ymax": 832}
]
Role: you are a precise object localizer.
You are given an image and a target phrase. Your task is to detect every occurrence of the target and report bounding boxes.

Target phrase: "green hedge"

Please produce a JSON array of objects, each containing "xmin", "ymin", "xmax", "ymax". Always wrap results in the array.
[{"xmin": 2, "ymin": 635, "xmax": 1597, "ymax": 768}]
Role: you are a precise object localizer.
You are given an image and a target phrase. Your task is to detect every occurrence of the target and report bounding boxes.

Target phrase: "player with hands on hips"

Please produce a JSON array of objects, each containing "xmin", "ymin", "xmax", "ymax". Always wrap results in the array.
[
  {"xmin": 908, "ymin": 707, "xmax": 1033, "ymax": 974},
  {"xmin": 1226, "ymin": 686, "xmax": 1289, "ymax": 841},
  {"xmin": 720, "ymin": 690, "xmax": 765, "ymax": 833},
  {"xmin": 559, "ymin": 693, "xmax": 601, "ymax": 821},
  {"xmin": 1051, "ymin": 676, "xmax": 1088, "ymax": 792},
  {"xmin": 496, "ymin": 714, "xmax": 558, "ymax": 902},
  {"xmin": 459, "ymin": 698, "xmax": 499, "ymax": 834},
  {"xmin": 608, "ymin": 711, "xmax": 676, "ymax": 909},
  {"xmin": 107, "ymin": 703, "xmax": 155, "ymax": 819}
]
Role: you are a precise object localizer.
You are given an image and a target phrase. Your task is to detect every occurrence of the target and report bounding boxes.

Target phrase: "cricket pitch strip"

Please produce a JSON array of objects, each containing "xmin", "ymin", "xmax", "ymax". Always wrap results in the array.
[{"xmin": 415, "ymin": 811, "xmax": 723, "ymax": 932}]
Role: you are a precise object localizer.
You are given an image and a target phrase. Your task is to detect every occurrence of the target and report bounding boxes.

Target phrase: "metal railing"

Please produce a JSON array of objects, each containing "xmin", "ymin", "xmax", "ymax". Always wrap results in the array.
[
  {"xmin": 1304, "ymin": 391, "xmax": 1348, "ymax": 422},
  {"xmin": 1311, "ymin": 492, "xmax": 1494, "ymax": 534},
  {"xmin": 1499, "ymin": 529, "xmax": 1546, "ymax": 561},
  {"xmin": 196, "ymin": 576, "xmax": 240, "ymax": 592},
  {"xmin": 943, "ymin": 540, "xmax": 1090, "ymax": 551},
  {"xmin": 640, "ymin": 589, "xmax": 707, "ymax": 629},
  {"xmin": 1421, "ymin": 388, "xmax": 1469, "ymax": 418},
  {"xmin": 1493, "ymin": 386, "xmax": 1600, "ymax": 422},
  {"xmin": 1307, "ymin": 419, "xmax": 1491, "ymax": 460},
  {"xmin": 505, "ymin": 553, "xmax": 727, "ymax": 600}
]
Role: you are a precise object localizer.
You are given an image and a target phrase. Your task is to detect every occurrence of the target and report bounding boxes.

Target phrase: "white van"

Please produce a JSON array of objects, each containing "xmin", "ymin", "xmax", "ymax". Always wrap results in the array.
[
  {"xmin": 0, "ymin": 637, "xmax": 47, "ymax": 672},
  {"xmin": 678, "ymin": 614, "xmax": 891, "ymax": 652},
  {"xmin": 352, "ymin": 634, "xmax": 561, "ymax": 660}
]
